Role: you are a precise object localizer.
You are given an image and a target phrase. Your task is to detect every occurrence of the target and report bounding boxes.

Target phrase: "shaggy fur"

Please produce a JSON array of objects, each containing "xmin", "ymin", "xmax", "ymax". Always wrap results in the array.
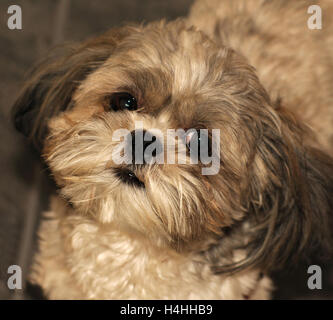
[{"xmin": 12, "ymin": 0, "xmax": 333, "ymax": 299}]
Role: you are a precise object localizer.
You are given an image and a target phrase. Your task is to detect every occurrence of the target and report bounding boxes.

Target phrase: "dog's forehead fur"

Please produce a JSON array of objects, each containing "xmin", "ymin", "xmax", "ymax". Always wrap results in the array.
[{"xmin": 73, "ymin": 21, "xmax": 248, "ymax": 123}]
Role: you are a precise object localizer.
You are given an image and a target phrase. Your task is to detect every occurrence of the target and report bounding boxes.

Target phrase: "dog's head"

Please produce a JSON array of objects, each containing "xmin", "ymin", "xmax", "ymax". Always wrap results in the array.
[{"xmin": 12, "ymin": 20, "xmax": 333, "ymax": 272}]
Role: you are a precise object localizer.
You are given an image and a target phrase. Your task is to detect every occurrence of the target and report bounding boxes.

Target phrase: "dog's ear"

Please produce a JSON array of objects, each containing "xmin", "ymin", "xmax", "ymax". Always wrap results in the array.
[
  {"xmin": 12, "ymin": 27, "xmax": 136, "ymax": 150},
  {"xmin": 244, "ymin": 106, "xmax": 333, "ymax": 272},
  {"xmin": 214, "ymin": 105, "xmax": 333, "ymax": 274}
]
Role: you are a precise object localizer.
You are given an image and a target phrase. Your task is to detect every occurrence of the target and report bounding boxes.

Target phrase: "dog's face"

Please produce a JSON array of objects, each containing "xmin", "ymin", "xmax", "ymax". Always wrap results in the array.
[{"xmin": 13, "ymin": 20, "xmax": 333, "ymax": 271}]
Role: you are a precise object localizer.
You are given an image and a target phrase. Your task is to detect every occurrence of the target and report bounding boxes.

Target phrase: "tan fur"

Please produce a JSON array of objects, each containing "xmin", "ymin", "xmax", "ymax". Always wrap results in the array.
[
  {"xmin": 31, "ymin": 197, "xmax": 271, "ymax": 299},
  {"xmin": 12, "ymin": 0, "xmax": 333, "ymax": 299}
]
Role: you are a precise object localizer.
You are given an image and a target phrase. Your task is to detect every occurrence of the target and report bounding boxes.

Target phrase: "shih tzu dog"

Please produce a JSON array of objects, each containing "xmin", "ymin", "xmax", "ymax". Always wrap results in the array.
[{"xmin": 12, "ymin": 0, "xmax": 333, "ymax": 299}]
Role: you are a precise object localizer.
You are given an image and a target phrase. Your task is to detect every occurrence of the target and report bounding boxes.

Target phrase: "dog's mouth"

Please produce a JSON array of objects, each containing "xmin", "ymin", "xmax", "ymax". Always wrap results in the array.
[{"xmin": 114, "ymin": 168, "xmax": 145, "ymax": 188}]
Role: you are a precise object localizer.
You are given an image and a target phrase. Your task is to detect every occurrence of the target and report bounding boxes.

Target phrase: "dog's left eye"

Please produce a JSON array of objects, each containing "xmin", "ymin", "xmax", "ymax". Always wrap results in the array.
[{"xmin": 109, "ymin": 92, "xmax": 138, "ymax": 111}]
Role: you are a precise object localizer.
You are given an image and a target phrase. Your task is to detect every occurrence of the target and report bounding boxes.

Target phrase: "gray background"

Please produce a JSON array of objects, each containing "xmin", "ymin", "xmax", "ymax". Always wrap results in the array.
[{"xmin": 0, "ymin": 0, "xmax": 332, "ymax": 299}]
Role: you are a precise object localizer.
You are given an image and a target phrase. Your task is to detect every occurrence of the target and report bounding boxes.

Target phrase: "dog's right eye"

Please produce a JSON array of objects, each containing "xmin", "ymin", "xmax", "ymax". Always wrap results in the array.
[
  {"xmin": 185, "ymin": 129, "xmax": 212, "ymax": 159},
  {"xmin": 108, "ymin": 92, "xmax": 138, "ymax": 111}
]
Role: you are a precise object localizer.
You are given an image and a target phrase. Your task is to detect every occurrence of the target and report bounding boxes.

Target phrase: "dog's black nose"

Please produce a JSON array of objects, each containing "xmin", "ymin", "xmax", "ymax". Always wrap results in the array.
[{"xmin": 128, "ymin": 130, "xmax": 162, "ymax": 164}]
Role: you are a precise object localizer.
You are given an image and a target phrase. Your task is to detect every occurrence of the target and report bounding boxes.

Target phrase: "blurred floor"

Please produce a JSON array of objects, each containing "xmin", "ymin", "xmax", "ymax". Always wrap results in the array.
[{"xmin": 0, "ymin": 0, "xmax": 332, "ymax": 300}]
